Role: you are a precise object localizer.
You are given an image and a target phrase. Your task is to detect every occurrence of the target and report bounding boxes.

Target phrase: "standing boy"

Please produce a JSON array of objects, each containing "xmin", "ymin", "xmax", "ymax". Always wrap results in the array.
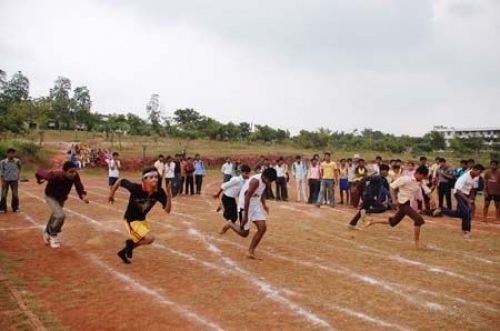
[
  {"xmin": 0, "ymin": 148, "xmax": 21, "ymax": 213},
  {"xmin": 193, "ymin": 154, "xmax": 206, "ymax": 194},
  {"xmin": 106, "ymin": 152, "xmax": 121, "ymax": 187},
  {"xmin": 483, "ymin": 160, "xmax": 500, "ymax": 222},
  {"xmin": 316, "ymin": 152, "xmax": 338, "ymax": 208},
  {"xmin": 292, "ymin": 155, "xmax": 308, "ymax": 202}
]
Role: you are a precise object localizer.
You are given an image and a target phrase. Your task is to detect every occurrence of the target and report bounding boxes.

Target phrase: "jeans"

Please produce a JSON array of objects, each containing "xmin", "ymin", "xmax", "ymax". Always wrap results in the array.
[
  {"xmin": 349, "ymin": 198, "xmax": 386, "ymax": 226},
  {"xmin": 317, "ymin": 179, "xmax": 335, "ymax": 206},
  {"xmin": 195, "ymin": 175, "xmax": 203, "ymax": 194},
  {"xmin": 442, "ymin": 193, "xmax": 472, "ymax": 232},
  {"xmin": 438, "ymin": 182, "xmax": 452, "ymax": 209},
  {"xmin": 0, "ymin": 180, "xmax": 19, "ymax": 211},
  {"xmin": 308, "ymin": 179, "xmax": 320, "ymax": 203},
  {"xmin": 185, "ymin": 175, "xmax": 194, "ymax": 195},
  {"xmin": 276, "ymin": 177, "xmax": 288, "ymax": 201},
  {"xmin": 45, "ymin": 196, "xmax": 65, "ymax": 236}
]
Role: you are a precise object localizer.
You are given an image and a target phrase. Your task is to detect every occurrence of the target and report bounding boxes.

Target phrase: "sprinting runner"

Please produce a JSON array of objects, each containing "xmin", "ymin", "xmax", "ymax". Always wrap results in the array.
[
  {"xmin": 437, "ymin": 164, "xmax": 485, "ymax": 239},
  {"xmin": 348, "ymin": 164, "xmax": 390, "ymax": 229},
  {"xmin": 109, "ymin": 167, "xmax": 172, "ymax": 264},
  {"xmin": 221, "ymin": 167, "xmax": 277, "ymax": 259},
  {"xmin": 214, "ymin": 165, "xmax": 251, "ymax": 224},
  {"xmin": 364, "ymin": 165, "xmax": 438, "ymax": 249},
  {"xmin": 36, "ymin": 161, "xmax": 90, "ymax": 248}
]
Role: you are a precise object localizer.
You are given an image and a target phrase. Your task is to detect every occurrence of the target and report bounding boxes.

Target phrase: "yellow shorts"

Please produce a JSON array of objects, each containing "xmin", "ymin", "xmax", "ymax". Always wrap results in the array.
[{"xmin": 125, "ymin": 220, "xmax": 151, "ymax": 243}]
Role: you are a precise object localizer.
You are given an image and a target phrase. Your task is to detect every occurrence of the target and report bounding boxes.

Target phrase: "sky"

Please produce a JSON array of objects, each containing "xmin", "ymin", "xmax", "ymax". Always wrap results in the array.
[{"xmin": 1, "ymin": 0, "xmax": 499, "ymax": 136}]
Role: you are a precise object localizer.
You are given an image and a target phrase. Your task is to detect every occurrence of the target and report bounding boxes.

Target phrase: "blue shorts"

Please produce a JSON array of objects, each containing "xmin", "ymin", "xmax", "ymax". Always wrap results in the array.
[
  {"xmin": 109, "ymin": 177, "xmax": 119, "ymax": 186},
  {"xmin": 339, "ymin": 178, "xmax": 349, "ymax": 191}
]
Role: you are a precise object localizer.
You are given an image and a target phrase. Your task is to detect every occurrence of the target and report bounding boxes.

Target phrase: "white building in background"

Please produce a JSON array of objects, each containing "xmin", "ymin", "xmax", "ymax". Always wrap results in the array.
[{"xmin": 433, "ymin": 126, "xmax": 500, "ymax": 146}]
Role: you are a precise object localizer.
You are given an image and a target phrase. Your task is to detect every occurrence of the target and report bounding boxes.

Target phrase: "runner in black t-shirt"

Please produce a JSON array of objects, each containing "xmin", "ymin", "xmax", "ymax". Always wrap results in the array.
[{"xmin": 109, "ymin": 167, "xmax": 172, "ymax": 264}]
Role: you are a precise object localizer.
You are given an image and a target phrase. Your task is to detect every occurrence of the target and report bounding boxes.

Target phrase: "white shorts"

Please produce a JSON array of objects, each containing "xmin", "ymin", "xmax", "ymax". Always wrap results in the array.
[{"xmin": 243, "ymin": 204, "xmax": 266, "ymax": 231}]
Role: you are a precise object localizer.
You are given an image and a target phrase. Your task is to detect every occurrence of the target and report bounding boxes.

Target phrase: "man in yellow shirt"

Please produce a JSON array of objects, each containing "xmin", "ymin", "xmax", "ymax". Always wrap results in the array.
[{"xmin": 316, "ymin": 152, "xmax": 338, "ymax": 208}]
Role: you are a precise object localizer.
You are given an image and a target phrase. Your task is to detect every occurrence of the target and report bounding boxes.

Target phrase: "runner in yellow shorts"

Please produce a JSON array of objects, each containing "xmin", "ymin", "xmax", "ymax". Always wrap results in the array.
[{"xmin": 109, "ymin": 167, "xmax": 172, "ymax": 264}]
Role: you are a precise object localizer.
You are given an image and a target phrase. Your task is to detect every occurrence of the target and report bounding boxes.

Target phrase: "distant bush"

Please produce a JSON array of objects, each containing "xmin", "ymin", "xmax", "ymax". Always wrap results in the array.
[{"xmin": 0, "ymin": 141, "xmax": 40, "ymax": 159}]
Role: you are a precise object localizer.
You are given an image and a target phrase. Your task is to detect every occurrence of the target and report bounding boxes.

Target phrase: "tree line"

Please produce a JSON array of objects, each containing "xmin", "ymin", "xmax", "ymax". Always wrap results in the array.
[{"xmin": 0, "ymin": 69, "xmax": 495, "ymax": 155}]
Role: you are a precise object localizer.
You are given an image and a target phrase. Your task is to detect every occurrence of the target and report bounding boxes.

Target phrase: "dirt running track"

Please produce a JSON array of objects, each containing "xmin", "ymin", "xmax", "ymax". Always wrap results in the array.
[{"xmin": 1, "ymin": 172, "xmax": 499, "ymax": 330}]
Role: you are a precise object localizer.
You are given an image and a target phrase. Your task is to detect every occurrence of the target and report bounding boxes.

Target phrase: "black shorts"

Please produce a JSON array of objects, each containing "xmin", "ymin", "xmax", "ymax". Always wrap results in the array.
[
  {"xmin": 109, "ymin": 177, "xmax": 119, "ymax": 186},
  {"xmin": 486, "ymin": 194, "xmax": 500, "ymax": 202},
  {"xmin": 221, "ymin": 194, "xmax": 238, "ymax": 222}
]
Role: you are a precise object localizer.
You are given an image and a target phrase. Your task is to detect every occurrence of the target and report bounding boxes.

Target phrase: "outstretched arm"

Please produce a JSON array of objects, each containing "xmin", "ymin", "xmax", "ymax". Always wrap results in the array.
[{"xmin": 164, "ymin": 181, "xmax": 172, "ymax": 213}]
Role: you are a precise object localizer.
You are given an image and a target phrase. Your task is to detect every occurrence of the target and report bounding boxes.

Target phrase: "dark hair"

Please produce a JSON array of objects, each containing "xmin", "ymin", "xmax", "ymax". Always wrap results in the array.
[
  {"xmin": 347, "ymin": 158, "xmax": 352, "ymax": 162},
  {"xmin": 419, "ymin": 156, "xmax": 427, "ymax": 161},
  {"xmin": 262, "ymin": 167, "xmax": 277, "ymax": 181},
  {"xmin": 491, "ymin": 160, "xmax": 498, "ymax": 166},
  {"xmin": 158, "ymin": 154, "xmax": 164, "ymax": 158},
  {"xmin": 340, "ymin": 158, "xmax": 346, "ymax": 162},
  {"xmin": 358, "ymin": 158, "xmax": 365, "ymax": 162},
  {"xmin": 415, "ymin": 165, "xmax": 430, "ymax": 176},
  {"xmin": 112, "ymin": 152, "xmax": 119, "ymax": 157},
  {"xmin": 62, "ymin": 161, "xmax": 76, "ymax": 171},
  {"xmin": 324, "ymin": 152, "xmax": 331, "ymax": 156},
  {"xmin": 240, "ymin": 164, "xmax": 251, "ymax": 173},
  {"xmin": 142, "ymin": 167, "xmax": 159, "ymax": 176},
  {"xmin": 407, "ymin": 161, "xmax": 415, "ymax": 166},
  {"xmin": 379, "ymin": 164, "xmax": 390, "ymax": 172},
  {"xmin": 7, "ymin": 148, "xmax": 16, "ymax": 153},
  {"xmin": 296, "ymin": 155, "xmax": 301, "ymax": 160},
  {"xmin": 460, "ymin": 159, "xmax": 467, "ymax": 164},
  {"xmin": 473, "ymin": 164, "xmax": 485, "ymax": 171},
  {"xmin": 468, "ymin": 159, "xmax": 475, "ymax": 164},
  {"xmin": 439, "ymin": 158, "xmax": 446, "ymax": 163},
  {"xmin": 376, "ymin": 155, "xmax": 382, "ymax": 160}
]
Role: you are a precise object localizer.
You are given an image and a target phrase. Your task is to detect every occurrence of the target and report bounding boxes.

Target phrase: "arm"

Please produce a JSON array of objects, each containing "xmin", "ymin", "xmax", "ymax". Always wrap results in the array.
[
  {"xmin": 213, "ymin": 188, "xmax": 223, "ymax": 199},
  {"xmin": 74, "ymin": 174, "xmax": 89, "ymax": 203},
  {"xmin": 261, "ymin": 193, "xmax": 269, "ymax": 214},
  {"xmin": 35, "ymin": 169, "xmax": 51, "ymax": 184},
  {"xmin": 390, "ymin": 187, "xmax": 399, "ymax": 209},
  {"xmin": 242, "ymin": 179, "xmax": 259, "ymax": 229},
  {"xmin": 164, "ymin": 182, "xmax": 172, "ymax": 213}
]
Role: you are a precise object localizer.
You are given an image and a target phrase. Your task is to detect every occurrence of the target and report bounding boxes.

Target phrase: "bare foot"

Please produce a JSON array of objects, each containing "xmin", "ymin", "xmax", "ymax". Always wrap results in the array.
[
  {"xmin": 219, "ymin": 223, "xmax": 230, "ymax": 235},
  {"xmin": 216, "ymin": 205, "xmax": 222, "ymax": 212},
  {"xmin": 246, "ymin": 251, "xmax": 259, "ymax": 260}
]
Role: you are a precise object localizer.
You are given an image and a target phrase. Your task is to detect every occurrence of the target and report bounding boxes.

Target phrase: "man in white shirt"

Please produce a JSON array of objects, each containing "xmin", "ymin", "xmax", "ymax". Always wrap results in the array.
[
  {"xmin": 221, "ymin": 157, "xmax": 233, "ymax": 183},
  {"xmin": 292, "ymin": 155, "xmax": 308, "ymax": 202},
  {"xmin": 154, "ymin": 155, "xmax": 165, "ymax": 189},
  {"xmin": 365, "ymin": 166, "xmax": 437, "ymax": 249},
  {"xmin": 438, "ymin": 164, "xmax": 485, "ymax": 239},
  {"xmin": 275, "ymin": 157, "xmax": 289, "ymax": 201},
  {"xmin": 214, "ymin": 165, "xmax": 251, "ymax": 224},
  {"xmin": 163, "ymin": 155, "xmax": 176, "ymax": 193},
  {"xmin": 106, "ymin": 152, "xmax": 121, "ymax": 187}
]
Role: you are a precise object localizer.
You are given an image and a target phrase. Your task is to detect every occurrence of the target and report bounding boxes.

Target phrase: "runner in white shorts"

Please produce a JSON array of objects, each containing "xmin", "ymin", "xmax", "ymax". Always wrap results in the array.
[{"xmin": 221, "ymin": 167, "xmax": 277, "ymax": 259}]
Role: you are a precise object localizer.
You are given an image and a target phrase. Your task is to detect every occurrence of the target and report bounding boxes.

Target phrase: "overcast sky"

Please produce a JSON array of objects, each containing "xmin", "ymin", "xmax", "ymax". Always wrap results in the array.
[{"xmin": 1, "ymin": 0, "xmax": 499, "ymax": 136}]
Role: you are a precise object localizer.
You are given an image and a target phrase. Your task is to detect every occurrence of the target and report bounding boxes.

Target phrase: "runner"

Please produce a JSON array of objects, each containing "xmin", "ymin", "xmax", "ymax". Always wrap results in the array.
[{"xmin": 109, "ymin": 167, "xmax": 172, "ymax": 264}]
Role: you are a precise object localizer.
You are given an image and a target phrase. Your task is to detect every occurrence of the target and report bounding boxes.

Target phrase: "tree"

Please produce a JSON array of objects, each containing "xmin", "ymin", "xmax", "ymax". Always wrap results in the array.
[
  {"xmin": 239, "ymin": 122, "xmax": 252, "ymax": 140},
  {"xmin": 146, "ymin": 94, "xmax": 163, "ymax": 135},
  {"xmin": 425, "ymin": 131, "xmax": 446, "ymax": 151},
  {"xmin": 173, "ymin": 108, "xmax": 202, "ymax": 128},
  {"xmin": 0, "ymin": 71, "xmax": 29, "ymax": 104},
  {"xmin": 49, "ymin": 76, "xmax": 72, "ymax": 129},
  {"xmin": 72, "ymin": 86, "xmax": 93, "ymax": 130}
]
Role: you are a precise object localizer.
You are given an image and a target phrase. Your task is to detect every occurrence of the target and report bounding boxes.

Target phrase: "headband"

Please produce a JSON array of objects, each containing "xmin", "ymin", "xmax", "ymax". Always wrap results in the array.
[{"xmin": 142, "ymin": 171, "xmax": 158, "ymax": 179}]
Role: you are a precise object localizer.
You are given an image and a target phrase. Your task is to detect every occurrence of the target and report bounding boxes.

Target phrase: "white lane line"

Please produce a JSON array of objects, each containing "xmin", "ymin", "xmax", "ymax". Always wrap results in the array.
[
  {"xmin": 18, "ymin": 210, "xmax": 225, "ymax": 331},
  {"xmin": 21, "ymin": 190, "xmax": 334, "ymax": 330}
]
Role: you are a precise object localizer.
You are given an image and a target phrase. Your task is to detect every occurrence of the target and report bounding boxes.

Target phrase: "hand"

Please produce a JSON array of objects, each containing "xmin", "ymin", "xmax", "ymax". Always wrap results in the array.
[
  {"xmin": 263, "ymin": 205, "xmax": 269, "ymax": 214},
  {"xmin": 108, "ymin": 196, "xmax": 115, "ymax": 204},
  {"xmin": 213, "ymin": 194, "xmax": 219, "ymax": 199},
  {"xmin": 240, "ymin": 218, "xmax": 248, "ymax": 231}
]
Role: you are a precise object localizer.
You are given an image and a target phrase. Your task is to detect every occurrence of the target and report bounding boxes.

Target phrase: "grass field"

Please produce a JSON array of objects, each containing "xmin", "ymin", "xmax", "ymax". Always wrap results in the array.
[{"xmin": 0, "ymin": 170, "xmax": 499, "ymax": 330}]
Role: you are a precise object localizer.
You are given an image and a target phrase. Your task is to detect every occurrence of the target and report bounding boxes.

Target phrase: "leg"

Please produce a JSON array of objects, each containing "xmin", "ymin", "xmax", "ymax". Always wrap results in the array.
[
  {"xmin": 438, "ymin": 184, "xmax": 444, "ymax": 208},
  {"xmin": 296, "ymin": 179, "xmax": 301, "ymax": 202},
  {"xmin": 483, "ymin": 198, "xmax": 491, "ymax": 222},
  {"xmin": 10, "ymin": 181, "xmax": 19, "ymax": 211},
  {"xmin": 45, "ymin": 197, "xmax": 66, "ymax": 236},
  {"xmin": 0, "ymin": 180, "xmax": 9, "ymax": 211},
  {"xmin": 248, "ymin": 220, "xmax": 267, "ymax": 259},
  {"xmin": 223, "ymin": 221, "xmax": 250, "ymax": 237},
  {"xmin": 495, "ymin": 200, "xmax": 500, "ymax": 222},
  {"xmin": 445, "ymin": 183, "xmax": 452, "ymax": 209},
  {"xmin": 316, "ymin": 181, "xmax": 326, "ymax": 206},
  {"xmin": 282, "ymin": 179, "xmax": 288, "ymax": 201},
  {"xmin": 329, "ymin": 181, "xmax": 335, "ymax": 207}
]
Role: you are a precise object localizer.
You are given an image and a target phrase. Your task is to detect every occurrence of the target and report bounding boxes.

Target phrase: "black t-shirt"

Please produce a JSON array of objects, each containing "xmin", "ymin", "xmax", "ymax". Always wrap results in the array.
[
  {"xmin": 174, "ymin": 160, "xmax": 181, "ymax": 175},
  {"xmin": 120, "ymin": 179, "xmax": 167, "ymax": 222}
]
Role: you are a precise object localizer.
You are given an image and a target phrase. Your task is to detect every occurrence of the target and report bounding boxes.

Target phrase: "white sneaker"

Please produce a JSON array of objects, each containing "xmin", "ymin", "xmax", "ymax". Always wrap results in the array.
[
  {"xmin": 42, "ymin": 231, "xmax": 50, "ymax": 245},
  {"xmin": 49, "ymin": 235, "xmax": 61, "ymax": 248}
]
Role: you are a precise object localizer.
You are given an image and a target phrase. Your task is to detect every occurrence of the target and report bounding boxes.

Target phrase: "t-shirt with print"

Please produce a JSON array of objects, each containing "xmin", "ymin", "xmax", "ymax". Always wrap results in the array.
[
  {"xmin": 120, "ymin": 179, "xmax": 167, "ymax": 222},
  {"xmin": 321, "ymin": 161, "xmax": 337, "ymax": 180}
]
